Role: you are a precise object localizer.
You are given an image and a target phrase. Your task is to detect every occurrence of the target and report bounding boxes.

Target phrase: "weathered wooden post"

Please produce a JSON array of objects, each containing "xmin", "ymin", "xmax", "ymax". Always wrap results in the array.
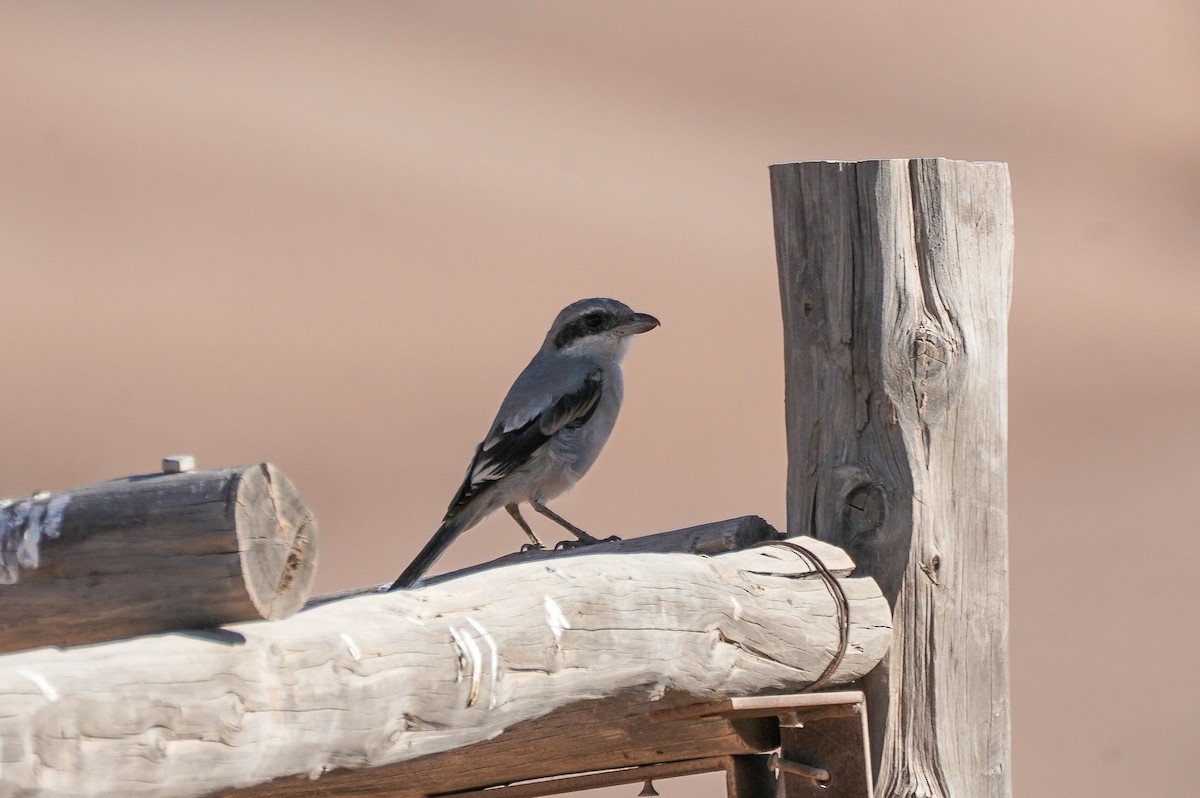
[{"xmin": 771, "ymin": 158, "xmax": 1013, "ymax": 797}]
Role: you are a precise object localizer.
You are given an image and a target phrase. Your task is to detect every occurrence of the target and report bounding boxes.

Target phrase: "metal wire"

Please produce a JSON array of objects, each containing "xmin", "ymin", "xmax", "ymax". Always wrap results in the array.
[{"xmin": 748, "ymin": 539, "xmax": 851, "ymax": 694}]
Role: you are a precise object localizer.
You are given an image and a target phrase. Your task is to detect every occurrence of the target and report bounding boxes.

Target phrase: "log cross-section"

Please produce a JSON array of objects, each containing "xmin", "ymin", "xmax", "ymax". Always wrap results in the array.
[{"xmin": 0, "ymin": 524, "xmax": 890, "ymax": 798}]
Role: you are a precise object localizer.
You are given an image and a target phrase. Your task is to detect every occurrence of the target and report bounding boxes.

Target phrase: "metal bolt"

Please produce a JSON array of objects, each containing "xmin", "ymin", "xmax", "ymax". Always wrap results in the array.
[
  {"xmin": 162, "ymin": 455, "xmax": 196, "ymax": 474},
  {"xmin": 768, "ymin": 752, "xmax": 830, "ymax": 784}
]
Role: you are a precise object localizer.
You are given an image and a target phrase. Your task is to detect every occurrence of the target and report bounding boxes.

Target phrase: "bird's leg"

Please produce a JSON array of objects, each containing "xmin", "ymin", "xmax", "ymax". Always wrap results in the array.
[
  {"xmin": 531, "ymin": 501, "xmax": 621, "ymax": 549},
  {"xmin": 507, "ymin": 504, "xmax": 545, "ymax": 551}
]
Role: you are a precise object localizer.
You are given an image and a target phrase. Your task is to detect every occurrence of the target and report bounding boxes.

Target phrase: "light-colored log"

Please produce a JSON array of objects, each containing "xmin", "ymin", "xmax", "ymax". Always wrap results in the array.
[
  {"xmin": 0, "ymin": 534, "xmax": 890, "ymax": 798},
  {"xmin": 771, "ymin": 158, "xmax": 1012, "ymax": 797},
  {"xmin": 0, "ymin": 463, "xmax": 318, "ymax": 653}
]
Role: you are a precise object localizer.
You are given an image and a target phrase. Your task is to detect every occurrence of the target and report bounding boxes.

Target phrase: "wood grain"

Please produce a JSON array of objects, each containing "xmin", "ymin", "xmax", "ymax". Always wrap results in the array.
[
  {"xmin": 0, "ymin": 535, "xmax": 889, "ymax": 797},
  {"xmin": 215, "ymin": 694, "xmax": 777, "ymax": 797},
  {"xmin": 771, "ymin": 158, "xmax": 1012, "ymax": 797},
  {"xmin": 0, "ymin": 463, "xmax": 317, "ymax": 653}
]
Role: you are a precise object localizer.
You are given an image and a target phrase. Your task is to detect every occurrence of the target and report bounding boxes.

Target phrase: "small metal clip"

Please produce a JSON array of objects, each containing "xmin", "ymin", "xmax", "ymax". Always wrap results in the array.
[
  {"xmin": 162, "ymin": 455, "xmax": 196, "ymax": 474},
  {"xmin": 637, "ymin": 778, "xmax": 660, "ymax": 796}
]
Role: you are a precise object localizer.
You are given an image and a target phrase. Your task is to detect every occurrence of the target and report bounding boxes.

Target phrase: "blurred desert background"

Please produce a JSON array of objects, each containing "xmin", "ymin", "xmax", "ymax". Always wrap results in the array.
[{"xmin": 2, "ymin": 2, "xmax": 1197, "ymax": 796}]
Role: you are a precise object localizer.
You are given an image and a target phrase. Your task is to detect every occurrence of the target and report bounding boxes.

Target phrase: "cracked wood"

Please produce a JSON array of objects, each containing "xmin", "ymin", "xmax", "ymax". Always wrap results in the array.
[{"xmin": 772, "ymin": 158, "xmax": 1013, "ymax": 798}]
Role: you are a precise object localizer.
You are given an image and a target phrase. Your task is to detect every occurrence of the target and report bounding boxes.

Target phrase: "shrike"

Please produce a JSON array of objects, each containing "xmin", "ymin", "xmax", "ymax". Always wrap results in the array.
[{"xmin": 390, "ymin": 298, "xmax": 659, "ymax": 590}]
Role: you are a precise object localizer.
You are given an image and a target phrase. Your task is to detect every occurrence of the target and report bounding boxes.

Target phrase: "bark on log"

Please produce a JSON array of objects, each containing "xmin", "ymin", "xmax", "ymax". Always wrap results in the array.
[
  {"xmin": 308, "ymin": 514, "xmax": 781, "ymax": 606},
  {"xmin": 771, "ymin": 158, "xmax": 1012, "ymax": 797},
  {"xmin": 0, "ymin": 463, "xmax": 318, "ymax": 653},
  {"xmin": 0, "ymin": 529, "xmax": 890, "ymax": 798}
]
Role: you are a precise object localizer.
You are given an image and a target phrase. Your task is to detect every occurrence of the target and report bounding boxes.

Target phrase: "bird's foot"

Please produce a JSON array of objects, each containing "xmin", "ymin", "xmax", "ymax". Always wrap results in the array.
[
  {"xmin": 519, "ymin": 541, "xmax": 546, "ymax": 553},
  {"xmin": 553, "ymin": 533, "xmax": 621, "ymax": 550}
]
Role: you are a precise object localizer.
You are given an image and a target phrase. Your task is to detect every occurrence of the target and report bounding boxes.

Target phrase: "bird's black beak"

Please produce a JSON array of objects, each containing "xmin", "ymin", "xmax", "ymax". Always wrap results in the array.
[{"xmin": 621, "ymin": 312, "xmax": 661, "ymax": 335}]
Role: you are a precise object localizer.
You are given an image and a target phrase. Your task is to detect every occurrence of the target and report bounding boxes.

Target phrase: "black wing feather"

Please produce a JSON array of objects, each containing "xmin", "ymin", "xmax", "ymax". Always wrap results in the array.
[{"xmin": 443, "ymin": 369, "xmax": 603, "ymax": 519}]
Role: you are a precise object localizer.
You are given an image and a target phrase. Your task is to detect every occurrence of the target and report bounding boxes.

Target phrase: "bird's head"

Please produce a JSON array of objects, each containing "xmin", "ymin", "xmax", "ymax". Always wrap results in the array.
[{"xmin": 543, "ymin": 298, "xmax": 660, "ymax": 360}]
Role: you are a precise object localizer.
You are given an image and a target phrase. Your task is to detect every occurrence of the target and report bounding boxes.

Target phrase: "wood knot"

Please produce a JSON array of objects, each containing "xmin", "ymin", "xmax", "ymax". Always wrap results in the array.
[
  {"xmin": 919, "ymin": 552, "xmax": 943, "ymax": 586},
  {"xmin": 912, "ymin": 331, "xmax": 949, "ymax": 380},
  {"xmin": 841, "ymin": 482, "xmax": 887, "ymax": 539},
  {"xmin": 909, "ymin": 326, "xmax": 963, "ymax": 426}
]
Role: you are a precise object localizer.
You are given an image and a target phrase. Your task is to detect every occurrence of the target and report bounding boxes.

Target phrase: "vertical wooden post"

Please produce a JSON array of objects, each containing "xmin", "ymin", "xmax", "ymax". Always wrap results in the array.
[{"xmin": 770, "ymin": 159, "xmax": 1013, "ymax": 798}]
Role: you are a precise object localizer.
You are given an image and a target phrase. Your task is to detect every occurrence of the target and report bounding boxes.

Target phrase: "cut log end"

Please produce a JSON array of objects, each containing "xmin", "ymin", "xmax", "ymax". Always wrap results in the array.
[{"xmin": 234, "ymin": 464, "xmax": 318, "ymax": 620}]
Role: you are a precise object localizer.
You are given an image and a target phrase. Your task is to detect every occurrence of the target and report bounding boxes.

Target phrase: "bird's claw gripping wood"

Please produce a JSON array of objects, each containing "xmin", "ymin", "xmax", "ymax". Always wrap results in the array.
[{"xmin": 553, "ymin": 533, "xmax": 622, "ymax": 551}]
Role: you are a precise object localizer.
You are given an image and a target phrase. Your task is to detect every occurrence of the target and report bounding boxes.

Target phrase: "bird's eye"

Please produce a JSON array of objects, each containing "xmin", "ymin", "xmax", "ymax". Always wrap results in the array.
[{"xmin": 584, "ymin": 313, "xmax": 605, "ymax": 330}]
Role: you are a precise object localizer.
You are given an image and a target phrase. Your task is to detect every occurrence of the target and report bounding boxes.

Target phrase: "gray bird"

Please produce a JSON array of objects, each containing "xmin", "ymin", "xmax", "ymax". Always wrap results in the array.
[{"xmin": 390, "ymin": 298, "xmax": 659, "ymax": 590}]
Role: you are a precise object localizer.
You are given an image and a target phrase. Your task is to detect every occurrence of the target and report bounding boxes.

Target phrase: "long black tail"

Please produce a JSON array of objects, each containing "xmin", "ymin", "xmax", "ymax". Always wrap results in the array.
[{"xmin": 389, "ymin": 521, "xmax": 462, "ymax": 590}]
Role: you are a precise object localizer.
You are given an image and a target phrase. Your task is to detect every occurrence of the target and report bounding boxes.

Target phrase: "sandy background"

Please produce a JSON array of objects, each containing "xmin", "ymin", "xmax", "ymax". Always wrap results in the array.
[{"xmin": 2, "ymin": 2, "xmax": 1197, "ymax": 796}]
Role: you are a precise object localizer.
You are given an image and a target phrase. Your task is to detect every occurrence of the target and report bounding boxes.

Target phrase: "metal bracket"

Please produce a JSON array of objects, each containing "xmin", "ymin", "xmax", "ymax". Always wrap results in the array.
[
  {"xmin": 773, "ymin": 695, "xmax": 871, "ymax": 796},
  {"xmin": 652, "ymin": 690, "xmax": 873, "ymax": 797}
]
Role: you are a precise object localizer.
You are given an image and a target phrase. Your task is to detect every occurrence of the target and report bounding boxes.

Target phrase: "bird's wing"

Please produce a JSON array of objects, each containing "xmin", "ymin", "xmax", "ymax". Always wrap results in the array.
[{"xmin": 442, "ymin": 364, "xmax": 604, "ymax": 520}]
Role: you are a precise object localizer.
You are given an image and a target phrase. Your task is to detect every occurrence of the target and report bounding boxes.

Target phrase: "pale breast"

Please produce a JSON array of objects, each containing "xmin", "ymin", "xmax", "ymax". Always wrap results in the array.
[{"xmin": 540, "ymin": 365, "xmax": 624, "ymax": 494}]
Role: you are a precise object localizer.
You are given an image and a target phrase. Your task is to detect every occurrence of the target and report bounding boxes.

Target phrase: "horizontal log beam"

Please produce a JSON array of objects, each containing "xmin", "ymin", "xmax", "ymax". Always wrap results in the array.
[
  {"xmin": 0, "ymin": 463, "xmax": 318, "ymax": 653},
  {"xmin": 428, "ymin": 513, "xmax": 784, "ymax": 582},
  {"xmin": 0, "ymin": 524, "xmax": 890, "ymax": 798},
  {"xmin": 308, "ymin": 515, "xmax": 782, "ymax": 607},
  {"xmin": 217, "ymin": 692, "xmax": 779, "ymax": 798}
]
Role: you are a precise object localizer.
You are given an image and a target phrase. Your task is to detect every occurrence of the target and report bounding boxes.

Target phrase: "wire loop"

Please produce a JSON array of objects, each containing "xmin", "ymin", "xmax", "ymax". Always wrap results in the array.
[{"xmin": 749, "ymin": 539, "xmax": 851, "ymax": 693}]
